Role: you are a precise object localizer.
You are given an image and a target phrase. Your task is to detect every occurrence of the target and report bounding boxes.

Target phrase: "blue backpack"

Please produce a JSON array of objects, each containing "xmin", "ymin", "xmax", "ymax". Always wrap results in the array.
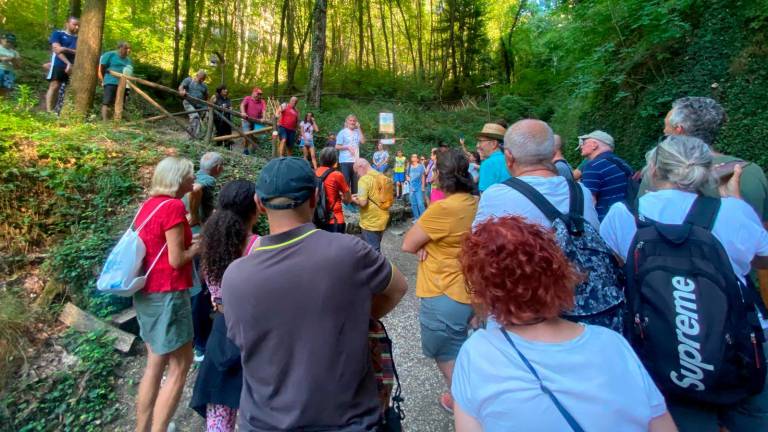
[{"xmin": 503, "ymin": 178, "xmax": 625, "ymax": 332}]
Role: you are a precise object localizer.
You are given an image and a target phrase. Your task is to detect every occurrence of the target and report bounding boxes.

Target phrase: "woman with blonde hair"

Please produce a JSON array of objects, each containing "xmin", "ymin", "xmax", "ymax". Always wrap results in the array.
[{"xmin": 134, "ymin": 156, "xmax": 200, "ymax": 432}]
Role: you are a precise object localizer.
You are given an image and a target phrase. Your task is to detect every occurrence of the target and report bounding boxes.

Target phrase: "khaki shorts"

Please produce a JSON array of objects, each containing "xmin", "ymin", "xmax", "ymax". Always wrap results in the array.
[{"xmin": 134, "ymin": 289, "xmax": 193, "ymax": 355}]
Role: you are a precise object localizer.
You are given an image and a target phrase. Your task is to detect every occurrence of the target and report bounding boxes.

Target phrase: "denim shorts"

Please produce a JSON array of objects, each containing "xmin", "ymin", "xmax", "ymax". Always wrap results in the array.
[
  {"xmin": 299, "ymin": 138, "xmax": 314, "ymax": 148},
  {"xmin": 0, "ymin": 69, "xmax": 15, "ymax": 89},
  {"xmin": 419, "ymin": 295, "xmax": 473, "ymax": 362},
  {"xmin": 278, "ymin": 126, "xmax": 296, "ymax": 147}
]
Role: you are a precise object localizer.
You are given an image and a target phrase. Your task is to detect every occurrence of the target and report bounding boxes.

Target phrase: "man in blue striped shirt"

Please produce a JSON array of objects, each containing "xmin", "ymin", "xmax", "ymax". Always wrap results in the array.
[{"xmin": 578, "ymin": 130, "xmax": 633, "ymax": 220}]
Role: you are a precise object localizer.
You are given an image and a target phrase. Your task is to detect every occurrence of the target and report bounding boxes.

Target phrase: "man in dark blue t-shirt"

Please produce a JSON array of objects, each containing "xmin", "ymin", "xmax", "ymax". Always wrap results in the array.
[
  {"xmin": 578, "ymin": 130, "xmax": 633, "ymax": 220},
  {"xmin": 45, "ymin": 16, "xmax": 79, "ymax": 113}
]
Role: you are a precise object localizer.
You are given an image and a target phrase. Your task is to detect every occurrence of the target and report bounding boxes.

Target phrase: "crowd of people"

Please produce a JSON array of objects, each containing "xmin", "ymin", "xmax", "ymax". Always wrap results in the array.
[
  {"xmin": 9, "ymin": 19, "xmax": 768, "ymax": 430},
  {"xmin": 125, "ymin": 94, "xmax": 768, "ymax": 432}
]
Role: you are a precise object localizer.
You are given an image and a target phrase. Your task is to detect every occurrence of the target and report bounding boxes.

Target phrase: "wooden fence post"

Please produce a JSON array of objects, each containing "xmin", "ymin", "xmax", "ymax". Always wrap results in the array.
[
  {"xmin": 114, "ymin": 75, "xmax": 127, "ymax": 121},
  {"xmin": 204, "ymin": 106, "xmax": 215, "ymax": 143}
]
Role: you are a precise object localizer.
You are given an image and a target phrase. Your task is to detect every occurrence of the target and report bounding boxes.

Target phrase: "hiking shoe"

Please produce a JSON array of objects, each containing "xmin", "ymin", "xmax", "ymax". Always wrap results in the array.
[{"xmin": 439, "ymin": 392, "xmax": 454, "ymax": 414}]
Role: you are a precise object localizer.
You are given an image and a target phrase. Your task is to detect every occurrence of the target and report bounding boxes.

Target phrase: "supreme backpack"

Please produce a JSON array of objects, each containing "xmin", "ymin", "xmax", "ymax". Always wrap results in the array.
[
  {"xmin": 370, "ymin": 173, "xmax": 395, "ymax": 210},
  {"xmin": 625, "ymin": 196, "xmax": 766, "ymax": 405},
  {"xmin": 503, "ymin": 178, "xmax": 624, "ymax": 332},
  {"xmin": 313, "ymin": 168, "xmax": 337, "ymax": 225}
]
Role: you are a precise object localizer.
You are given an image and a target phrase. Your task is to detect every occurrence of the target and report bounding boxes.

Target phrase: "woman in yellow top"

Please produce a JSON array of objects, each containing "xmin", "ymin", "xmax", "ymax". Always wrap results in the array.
[{"xmin": 402, "ymin": 148, "xmax": 478, "ymax": 414}]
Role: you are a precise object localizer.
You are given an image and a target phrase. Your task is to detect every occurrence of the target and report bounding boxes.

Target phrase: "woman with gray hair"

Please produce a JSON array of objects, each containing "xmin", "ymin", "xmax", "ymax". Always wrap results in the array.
[
  {"xmin": 600, "ymin": 135, "xmax": 768, "ymax": 431},
  {"xmin": 134, "ymin": 156, "xmax": 201, "ymax": 432}
]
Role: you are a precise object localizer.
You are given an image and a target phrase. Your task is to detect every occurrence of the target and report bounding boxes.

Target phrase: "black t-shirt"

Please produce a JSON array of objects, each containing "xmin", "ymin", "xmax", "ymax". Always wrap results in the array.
[{"xmin": 223, "ymin": 223, "xmax": 393, "ymax": 431}]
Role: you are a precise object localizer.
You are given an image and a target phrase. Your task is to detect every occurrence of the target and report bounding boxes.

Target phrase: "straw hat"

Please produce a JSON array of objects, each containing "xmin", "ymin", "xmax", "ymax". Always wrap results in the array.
[{"xmin": 476, "ymin": 123, "xmax": 506, "ymax": 141}]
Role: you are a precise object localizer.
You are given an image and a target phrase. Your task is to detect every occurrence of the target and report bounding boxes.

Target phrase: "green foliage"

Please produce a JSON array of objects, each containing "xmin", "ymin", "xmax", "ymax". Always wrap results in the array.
[
  {"xmin": 14, "ymin": 85, "xmax": 38, "ymax": 112},
  {"xmin": 0, "ymin": 331, "xmax": 121, "ymax": 432},
  {"xmin": 498, "ymin": 0, "xmax": 768, "ymax": 172}
]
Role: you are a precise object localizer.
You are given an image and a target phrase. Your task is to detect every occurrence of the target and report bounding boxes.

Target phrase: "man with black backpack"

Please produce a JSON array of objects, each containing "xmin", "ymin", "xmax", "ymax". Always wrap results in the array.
[
  {"xmin": 473, "ymin": 119, "xmax": 625, "ymax": 332},
  {"xmin": 578, "ymin": 130, "xmax": 636, "ymax": 220},
  {"xmin": 600, "ymin": 135, "xmax": 768, "ymax": 431},
  {"xmin": 314, "ymin": 147, "xmax": 351, "ymax": 233}
]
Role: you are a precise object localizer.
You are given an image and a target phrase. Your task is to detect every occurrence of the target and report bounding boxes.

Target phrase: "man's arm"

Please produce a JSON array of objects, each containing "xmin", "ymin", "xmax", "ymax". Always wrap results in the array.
[
  {"xmin": 178, "ymin": 78, "xmax": 188, "ymax": 96},
  {"xmin": 187, "ymin": 184, "xmax": 203, "ymax": 226},
  {"xmin": 371, "ymin": 265, "xmax": 407, "ymax": 319},
  {"xmin": 352, "ymin": 179, "xmax": 369, "ymax": 207},
  {"xmin": 51, "ymin": 42, "xmax": 75, "ymax": 55},
  {"xmin": 98, "ymin": 64, "xmax": 106, "ymax": 83},
  {"xmin": 335, "ymin": 131, "xmax": 349, "ymax": 151},
  {"xmin": 358, "ymin": 127, "xmax": 366, "ymax": 145},
  {"xmin": 454, "ymin": 403, "xmax": 483, "ymax": 432},
  {"xmin": 649, "ymin": 412, "xmax": 678, "ymax": 432},
  {"xmin": 239, "ymin": 99, "xmax": 247, "ymax": 117}
]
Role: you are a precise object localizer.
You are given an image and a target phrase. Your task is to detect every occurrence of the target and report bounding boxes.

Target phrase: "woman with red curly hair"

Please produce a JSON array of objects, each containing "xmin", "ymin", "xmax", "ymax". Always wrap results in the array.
[{"xmin": 452, "ymin": 216, "xmax": 677, "ymax": 432}]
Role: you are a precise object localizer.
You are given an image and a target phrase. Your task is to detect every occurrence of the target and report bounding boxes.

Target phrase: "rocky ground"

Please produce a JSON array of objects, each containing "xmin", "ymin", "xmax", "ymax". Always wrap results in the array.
[{"xmin": 112, "ymin": 219, "xmax": 454, "ymax": 432}]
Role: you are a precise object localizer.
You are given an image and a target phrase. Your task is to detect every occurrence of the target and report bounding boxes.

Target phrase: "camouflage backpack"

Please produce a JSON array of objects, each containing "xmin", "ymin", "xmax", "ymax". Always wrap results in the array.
[{"xmin": 503, "ymin": 178, "xmax": 625, "ymax": 332}]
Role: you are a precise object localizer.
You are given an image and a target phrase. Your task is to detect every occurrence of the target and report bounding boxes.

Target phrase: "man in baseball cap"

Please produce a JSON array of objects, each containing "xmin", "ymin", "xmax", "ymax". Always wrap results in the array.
[
  {"xmin": 475, "ymin": 122, "xmax": 511, "ymax": 193},
  {"xmin": 255, "ymin": 156, "xmax": 316, "ymax": 209},
  {"xmin": 223, "ymin": 157, "xmax": 408, "ymax": 431},
  {"xmin": 577, "ymin": 129, "xmax": 634, "ymax": 220}
]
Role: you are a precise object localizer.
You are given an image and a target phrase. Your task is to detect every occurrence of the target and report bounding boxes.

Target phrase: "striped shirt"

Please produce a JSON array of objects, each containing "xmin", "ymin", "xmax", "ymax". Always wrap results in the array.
[{"xmin": 581, "ymin": 152, "xmax": 632, "ymax": 220}]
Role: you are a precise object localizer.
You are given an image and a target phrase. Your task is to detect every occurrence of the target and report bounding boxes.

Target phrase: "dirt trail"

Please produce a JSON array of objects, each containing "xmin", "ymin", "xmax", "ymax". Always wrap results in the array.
[{"xmin": 111, "ymin": 221, "xmax": 454, "ymax": 432}]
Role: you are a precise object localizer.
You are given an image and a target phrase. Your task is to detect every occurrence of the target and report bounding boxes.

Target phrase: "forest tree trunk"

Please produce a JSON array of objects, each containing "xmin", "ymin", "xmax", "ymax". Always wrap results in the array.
[
  {"xmin": 366, "ymin": 0, "xmax": 377, "ymax": 68},
  {"xmin": 172, "ymin": 0, "xmax": 181, "ymax": 85},
  {"xmin": 307, "ymin": 0, "xmax": 327, "ymax": 107},
  {"xmin": 378, "ymin": 0, "xmax": 391, "ymax": 72},
  {"xmin": 69, "ymin": 0, "xmax": 82, "ymax": 17},
  {"xmin": 415, "ymin": 0, "xmax": 424, "ymax": 78},
  {"xmin": 272, "ymin": 0, "xmax": 289, "ymax": 97},
  {"xmin": 356, "ymin": 0, "xmax": 365, "ymax": 68},
  {"xmin": 286, "ymin": 0, "xmax": 296, "ymax": 90},
  {"xmin": 394, "ymin": 0, "xmax": 417, "ymax": 73},
  {"xmin": 179, "ymin": 0, "xmax": 197, "ymax": 81},
  {"xmin": 69, "ymin": 0, "xmax": 107, "ymax": 117}
]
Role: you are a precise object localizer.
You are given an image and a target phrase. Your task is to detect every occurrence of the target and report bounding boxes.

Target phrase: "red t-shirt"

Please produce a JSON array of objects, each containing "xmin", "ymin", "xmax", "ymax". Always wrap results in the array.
[
  {"xmin": 135, "ymin": 196, "xmax": 193, "ymax": 293},
  {"xmin": 316, "ymin": 167, "xmax": 349, "ymax": 224},
  {"xmin": 279, "ymin": 105, "xmax": 299, "ymax": 130},
  {"xmin": 242, "ymin": 96, "xmax": 266, "ymax": 121}
]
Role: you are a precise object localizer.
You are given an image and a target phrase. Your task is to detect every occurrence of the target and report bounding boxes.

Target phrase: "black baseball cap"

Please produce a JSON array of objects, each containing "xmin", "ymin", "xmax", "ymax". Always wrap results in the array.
[{"xmin": 256, "ymin": 157, "xmax": 316, "ymax": 209}]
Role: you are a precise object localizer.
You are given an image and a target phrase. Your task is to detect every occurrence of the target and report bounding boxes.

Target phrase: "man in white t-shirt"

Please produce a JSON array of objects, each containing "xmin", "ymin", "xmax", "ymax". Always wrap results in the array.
[
  {"xmin": 335, "ymin": 114, "xmax": 365, "ymax": 194},
  {"xmin": 473, "ymin": 119, "xmax": 598, "ymax": 230}
]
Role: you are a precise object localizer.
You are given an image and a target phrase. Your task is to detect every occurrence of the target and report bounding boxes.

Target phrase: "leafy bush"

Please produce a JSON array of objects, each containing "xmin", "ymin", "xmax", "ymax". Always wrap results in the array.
[{"xmin": 0, "ymin": 331, "xmax": 121, "ymax": 432}]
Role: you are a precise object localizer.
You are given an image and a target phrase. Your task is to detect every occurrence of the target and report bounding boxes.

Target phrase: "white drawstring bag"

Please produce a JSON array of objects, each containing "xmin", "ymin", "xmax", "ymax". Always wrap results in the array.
[{"xmin": 97, "ymin": 200, "xmax": 170, "ymax": 297}]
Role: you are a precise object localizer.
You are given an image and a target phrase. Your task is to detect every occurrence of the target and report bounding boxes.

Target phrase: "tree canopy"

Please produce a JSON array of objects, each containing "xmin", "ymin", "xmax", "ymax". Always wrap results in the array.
[{"xmin": 1, "ymin": 0, "xmax": 767, "ymax": 167}]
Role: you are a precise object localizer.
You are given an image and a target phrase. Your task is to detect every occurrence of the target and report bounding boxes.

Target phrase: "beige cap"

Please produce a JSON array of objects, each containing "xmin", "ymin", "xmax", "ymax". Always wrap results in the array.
[{"xmin": 577, "ymin": 130, "xmax": 614, "ymax": 149}]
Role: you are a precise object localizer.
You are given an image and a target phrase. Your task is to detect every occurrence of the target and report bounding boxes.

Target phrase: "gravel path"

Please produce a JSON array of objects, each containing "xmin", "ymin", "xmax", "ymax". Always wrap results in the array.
[
  {"xmin": 381, "ymin": 223, "xmax": 455, "ymax": 432},
  {"xmin": 113, "ymin": 222, "xmax": 453, "ymax": 432}
]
